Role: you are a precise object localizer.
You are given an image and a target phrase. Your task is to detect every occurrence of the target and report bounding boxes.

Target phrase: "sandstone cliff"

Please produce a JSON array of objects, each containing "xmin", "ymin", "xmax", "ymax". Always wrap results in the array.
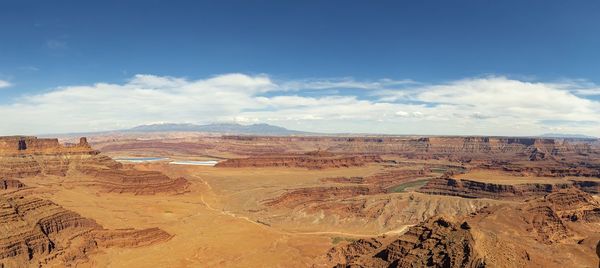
[
  {"xmin": 0, "ymin": 181, "xmax": 172, "ymax": 267},
  {"xmin": 418, "ymin": 176, "xmax": 599, "ymax": 200},
  {"xmin": 328, "ymin": 189, "xmax": 600, "ymax": 268},
  {"xmin": 326, "ymin": 136, "xmax": 596, "ymax": 162},
  {"xmin": 329, "ymin": 217, "xmax": 485, "ymax": 268},
  {"xmin": 479, "ymin": 161, "xmax": 600, "ymax": 177},
  {"xmin": 216, "ymin": 152, "xmax": 383, "ymax": 169},
  {"xmin": 0, "ymin": 179, "xmax": 26, "ymax": 190},
  {"xmin": 0, "ymin": 136, "xmax": 189, "ymax": 195}
]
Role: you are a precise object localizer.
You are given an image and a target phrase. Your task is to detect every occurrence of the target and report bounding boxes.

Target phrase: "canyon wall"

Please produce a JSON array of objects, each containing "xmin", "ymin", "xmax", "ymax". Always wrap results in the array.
[
  {"xmin": 216, "ymin": 152, "xmax": 383, "ymax": 169},
  {"xmin": 0, "ymin": 136, "xmax": 96, "ymax": 178},
  {"xmin": 327, "ymin": 136, "xmax": 595, "ymax": 161},
  {"xmin": 418, "ymin": 177, "xmax": 600, "ymax": 199},
  {"xmin": 0, "ymin": 136, "xmax": 189, "ymax": 195},
  {"xmin": 224, "ymin": 135, "xmax": 595, "ymax": 159},
  {"xmin": 0, "ymin": 180, "xmax": 172, "ymax": 267},
  {"xmin": 0, "ymin": 136, "xmax": 95, "ymax": 155},
  {"xmin": 328, "ymin": 189, "xmax": 600, "ymax": 267},
  {"xmin": 479, "ymin": 161, "xmax": 600, "ymax": 177}
]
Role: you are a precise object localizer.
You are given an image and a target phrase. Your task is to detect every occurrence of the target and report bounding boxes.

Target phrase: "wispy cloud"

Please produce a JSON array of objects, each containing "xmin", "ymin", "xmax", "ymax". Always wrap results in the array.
[
  {"xmin": 0, "ymin": 80, "xmax": 12, "ymax": 89},
  {"xmin": 280, "ymin": 77, "xmax": 417, "ymax": 91},
  {"xmin": 46, "ymin": 39, "xmax": 68, "ymax": 49},
  {"xmin": 0, "ymin": 74, "xmax": 598, "ymax": 136},
  {"xmin": 17, "ymin": 66, "xmax": 40, "ymax": 72},
  {"xmin": 571, "ymin": 88, "xmax": 600, "ymax": 96}
]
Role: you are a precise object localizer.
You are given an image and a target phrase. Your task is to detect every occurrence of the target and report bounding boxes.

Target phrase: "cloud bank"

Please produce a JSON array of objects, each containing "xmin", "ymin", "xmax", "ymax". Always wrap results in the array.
[
  {"xmin": 1, "ymin": 74, "xmax": 599, "ymax": 136},
  {"xmin": 0, "ymin": 80, "xmax": 12, "ymax": 89}
]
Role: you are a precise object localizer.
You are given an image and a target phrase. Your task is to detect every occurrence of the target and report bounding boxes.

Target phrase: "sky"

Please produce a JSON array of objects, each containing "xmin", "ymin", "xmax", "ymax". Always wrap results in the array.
[{"xmin": 0, "ymin": 0, "xmax": 599, "ymax": 136}]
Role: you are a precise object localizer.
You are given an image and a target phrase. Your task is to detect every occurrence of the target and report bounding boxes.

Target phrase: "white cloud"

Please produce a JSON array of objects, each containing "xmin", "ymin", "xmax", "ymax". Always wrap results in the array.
[
  {"xmin": 0, "ymin": 74, "xmax": 598, "ymax": 136},
  {"xmin": 409, "ymin": 76, "xmax": 599, "ymax": 123},
  {"xmin": 0, "ymin": 80, "xmax": 12, "ymax": 89},
  {"xmin": 572, "ymin": 88, "xmax": 600, "ymax": 96},
  {"xmin": 280, "ymin": 77, "xmax": 417, "ymax": 91}
]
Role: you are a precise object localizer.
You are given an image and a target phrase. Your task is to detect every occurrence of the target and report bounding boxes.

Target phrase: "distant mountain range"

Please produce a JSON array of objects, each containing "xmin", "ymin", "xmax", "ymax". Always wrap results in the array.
[
  {"xmin": 125, "ymin": 123, "xmax": 310, "ymax": 135},
  {"xmin": 540, "ymin": 133, "xmax": 597, "ymax": 139},
  {"xmin": 43, "ymin": 123, "xmax": 598, "ymax": 139}
]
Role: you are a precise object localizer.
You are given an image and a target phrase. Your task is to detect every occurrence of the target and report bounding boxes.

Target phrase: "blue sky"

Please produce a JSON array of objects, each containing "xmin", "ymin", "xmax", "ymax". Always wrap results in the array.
[{"xmin": 0, "ymin": 1, "xmax": 599, "ymax": 136}]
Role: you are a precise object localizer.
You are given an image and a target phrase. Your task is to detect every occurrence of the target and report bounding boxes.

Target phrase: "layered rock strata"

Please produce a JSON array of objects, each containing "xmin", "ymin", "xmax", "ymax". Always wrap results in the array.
[
  {"xmin": 327, "ymin": 137, "xmax": 595, "ymax": 161},
  {"xmin": 0, "ymin": 136, "xmax": 189, "ymax": 195},
  {"xmin": 479, "ymin": 161, "xmax": 600, "ymax": 177},
  {"xmin": 329, "ymin": 189, "xmax": 600, "ymax": 267},
  {"xmin": 418, "ymin": 176, "xmax": 600, "ymax": 199},
  {"xmin": 216, "ymin": 151, "xmax": 382, "ymax": 169},
  {"xmin": 0, "ymin": 179, "xmax": 26, "ymax": 190},
  {"xmin": 264, "ymin": 186, "xmax": 374, "ymax": 208},
  {"xmin": 0, "ymin": 181, "xmax": 172, "ymax": 267},
  {"xmin": 329, "ymin": 217, "xmax": 484, "ymax": 268}
]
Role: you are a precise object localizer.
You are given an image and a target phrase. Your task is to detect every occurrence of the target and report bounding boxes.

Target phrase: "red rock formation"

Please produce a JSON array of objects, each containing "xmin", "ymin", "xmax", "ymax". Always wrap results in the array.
[
  {"xmin": 0, "ymin": 136, "xmax": 97, "ymax": 178},
  {"xmin": 0, "ymin": 136, "xmax": 96, "ymax": 155},
  {"xmin": 0, "ymin": 182, "xmax": 172, "ymax": 267},
  {"xmin": 571, "ymin": 180, "xmax": 600, "ymax": 194},
  {"xmin": 0, "ymin": 179, "xmax": 26, "ymax": 190},
  {"xmin": 326, "ymin": 238, "xmax": 382, "ymax": 265},
  {"xmin": 95, "ymin": 135, "xmax": 599, "ymax": 168},
  {"xmin": 216, "ymin": 152, "xmax": 382, "ymax": 169},
  {"xmin": 542, "ymin": 189, "xmax": 600, "ymax": 222},
  {"xmin": 264, "ymin": 186, "xmax": 375, "ymax": 208},
  {"xmin": 0, "ymin": 136, "xmax": 189, "ymax": 195},
  {"xmin": 327, "ymin": 136, "xmax": 597, "ymax": 163},
  {"xmin": 320, "ymin": 176, "xmax": 365, "ymax": 184},
  {"xmin": 264, "ymin": 186, "xmax": 376, "ymax": 208},
  {"xmin": 330, "ymin": 217, "xmax": 484, "ymax": 268},
  {"xmin": 92, "ymin": 228, "xmax": 172, "ymax": 248},
  {"xmin": 363, "ymin": 169, "xmax": 429, "ymax": 190},
  {"xmin": 0, "ymin": 194, "xmax": 100, "ymax": 266},
  {"xmin": 417, "ymin": 176, "xmax": 578, "ymax": 199},
  {"xmin": 328, "ymin": 189, "xmax": 600, "ymax": 267},
  {"xmin": 75, "ymin": 157, "xmax": 190, "ymax": 195},
  {"xmin": 485, "ymin": 161, "xmax": 600, "ymax": 177},
  {"xmin": 521, "ymin": 203, "xmax": 571, "ymax": 243}
]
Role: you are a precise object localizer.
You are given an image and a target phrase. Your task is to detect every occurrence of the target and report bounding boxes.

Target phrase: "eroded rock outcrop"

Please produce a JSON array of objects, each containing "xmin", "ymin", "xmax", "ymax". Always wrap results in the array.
[
  {"xmin": 0, "ymin": 136, "xmax": 189, "ymax": 195},
  {"xmin": 363, "ymin": 169, "xmax": 429, "ymax": 190},
  {"xmin": 0, "ymin": 136, "xmax": 97, "ymax": 179},
  {"xmin": 75, "ymin": 157, "xmax": 190, "ymax": 195},
  {"xmin": 331, "ymin": 217, "xmax": 485, "ymax": 268},
  {"xmin": 418, "ymin": 176, "xmax": 600, "ymax": 200},
  {"xmin": 327, "ymin": 137, "xmax": 595, "ymax": 162},
  {"xmin": 216, "ymin": 151, "xmax": 382, "ymax": 169},
  {"xmin": 0, "ymin": 181, "xmax": 172, "ymax": 267},
  {"xmin": 479, "ymin": 161, "xmax": 600, "ymax": 178},
  {"xmin": 571, "ymin": 180, "xmax": 600, "ymax": 194},
  {"xmin": 542, "ymin": 188, "xmax": 600, "ymax": 223},
  {"xmin": 328, "ymin": 189, "xmax": 600, "ymax": 268},
  {"xmin": 0, "ymin": 179, "xmax": 26, "ymax": 190},
  {"xmin": 264, "ymin": 186, "xmax": 375, "ymax": 208},
  {"xmin": 320, "ymin": 177, "xmax": 365, "ymax": 184}
]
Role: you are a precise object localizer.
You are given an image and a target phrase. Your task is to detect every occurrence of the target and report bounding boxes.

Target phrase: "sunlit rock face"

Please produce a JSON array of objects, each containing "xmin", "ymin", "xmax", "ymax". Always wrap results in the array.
[{"xmin": 0, "ymin": 136, "xmax": 189, "ymax": 195}]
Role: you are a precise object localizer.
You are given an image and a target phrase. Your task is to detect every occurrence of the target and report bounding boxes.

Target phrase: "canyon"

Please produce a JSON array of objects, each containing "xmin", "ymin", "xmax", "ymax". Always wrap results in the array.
[
  {"xmin": 0, "ymin": 179, "xmax": 172, "ymax": 267},
  {"xmin": 0, "ymin": 136, "xmax": 189, "ymax": 195},
  {"xmin": 329, "ymin": 188, "xmax": 600, "ymax": 267},
  {"xmin": 1, "ymin": 133, "xmax": 599, "ymax": 267},
  {"xmin": 215, "ymin": 151, "xmax": 383, "ymax": 169}
]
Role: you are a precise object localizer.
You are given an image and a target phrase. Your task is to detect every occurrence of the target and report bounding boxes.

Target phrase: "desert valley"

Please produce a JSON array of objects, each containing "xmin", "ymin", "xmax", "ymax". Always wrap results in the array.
[
  {"xmin": 3, "ymin": 2, "xmax": 600, "ymax": 267},
  {"xmin": 1, "ymin": 126, "xmax": 599, "ymax": 267}
]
